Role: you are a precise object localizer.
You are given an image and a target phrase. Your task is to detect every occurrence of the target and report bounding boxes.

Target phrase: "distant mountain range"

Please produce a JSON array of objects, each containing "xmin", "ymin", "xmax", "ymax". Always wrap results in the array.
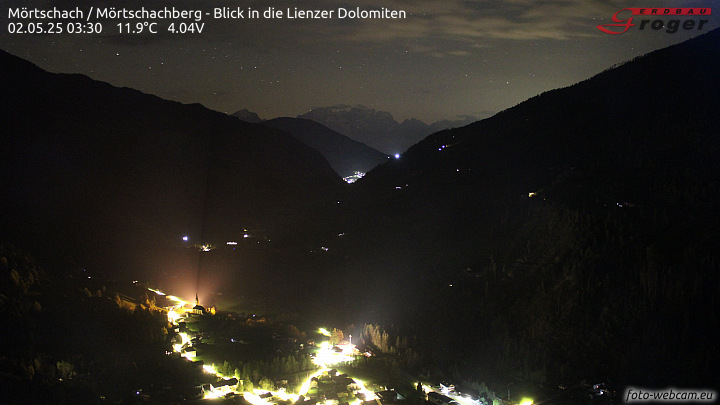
[
  {"xmin": 233, "ymin": 105, "xmax": 479, "ymax": 155},
  {"xmin": 299, "ymin": 105, "xmax": 478, "ymax": 154},
  {"xmin": 232, "ymin": 108, "xmax": 264, "ymax": 123}
]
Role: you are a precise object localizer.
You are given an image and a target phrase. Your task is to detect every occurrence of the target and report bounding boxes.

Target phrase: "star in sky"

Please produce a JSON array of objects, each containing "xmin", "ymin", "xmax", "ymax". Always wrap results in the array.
[{"xmin": 1, "ymin": 0, "xmax": 717, "ymax": 124}]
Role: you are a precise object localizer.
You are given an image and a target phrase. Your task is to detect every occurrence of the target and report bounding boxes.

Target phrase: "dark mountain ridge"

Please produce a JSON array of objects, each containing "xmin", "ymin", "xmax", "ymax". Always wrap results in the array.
[
  {"xmin": 261, "ymin": 117, "xmax": 390, "ymax": 178},
  {"xmin": 367, "ymin": 28, "xmax": 719, "ymax": 196},
  {"xmin": 336, "ymin": 29, "xmax": 720, "ymax": 387},
  {"xmin": 0, "ymin": 49, "xmax": 344, "ymax": 296},
  {"xmin": 232, "ymin": 107, "xmax": 476, "ymax": 176}
]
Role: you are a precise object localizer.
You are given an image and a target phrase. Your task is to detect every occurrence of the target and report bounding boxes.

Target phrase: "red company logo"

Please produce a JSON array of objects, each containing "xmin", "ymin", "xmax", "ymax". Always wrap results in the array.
[{"xmin": 598, "ymin": 8, "xmax": 711, "ymax": 35}]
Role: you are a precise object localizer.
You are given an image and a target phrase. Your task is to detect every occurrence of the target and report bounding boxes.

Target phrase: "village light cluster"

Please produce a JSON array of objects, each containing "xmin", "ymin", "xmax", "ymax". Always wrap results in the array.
[
  {"xmin": 343, "ymin": 171, "xmax": 366, "ymax": 184},
  {"xmin": 150, "ymin": 287, "xmax": 239, "ymax": 399},
  {"xmin": 150, "ymin": 286, "xmax": 377, "ymax": 403},
  {"xmin": 147, "ymin": 286, "xmax": 515, "ymax": 405},
  {"xmin": 313, "ymin": 341, "xmax": 357, "ymax": 368}
]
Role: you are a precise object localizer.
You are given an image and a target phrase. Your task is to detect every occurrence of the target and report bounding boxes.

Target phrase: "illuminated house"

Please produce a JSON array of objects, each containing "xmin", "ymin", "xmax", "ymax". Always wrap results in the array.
[
  {"xmin": 190, "ymin": 293, "xmax": 207, "ymax": 316},
  {"xmin": 427, "ymin": 392, "xmax": 459, "ymax": 405},
  {"xmin": 202, "ymin": 378, "xmax": 239, "ymax": 397}
]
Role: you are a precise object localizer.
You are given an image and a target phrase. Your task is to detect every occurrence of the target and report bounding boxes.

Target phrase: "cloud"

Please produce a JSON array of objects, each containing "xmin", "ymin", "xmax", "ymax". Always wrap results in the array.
[
  {"xmin": 14, "ymin": 0, "xmax": 627, "ymax": 58},
  {"xmin": 210, "ymin": 0, "xmax": 624, "ymax": 56}
]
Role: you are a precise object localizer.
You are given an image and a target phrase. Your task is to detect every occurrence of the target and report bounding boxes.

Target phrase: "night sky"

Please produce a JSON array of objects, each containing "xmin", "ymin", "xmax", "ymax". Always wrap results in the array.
[{"xmin": 2, "ymin": 0, "xmax": 717, "ymax": 125}]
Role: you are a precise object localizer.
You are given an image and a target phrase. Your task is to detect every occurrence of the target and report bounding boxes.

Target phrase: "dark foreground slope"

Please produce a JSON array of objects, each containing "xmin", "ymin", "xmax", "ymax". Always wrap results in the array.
[
  {"xmin": 342, "ymin": 30, "xmax": 720, "ymax": 387},
  {"xmin": 262, "ymin": 117, "xmax": 390, "ymax": 178},
  {"xmin": 0, "ymin": 246, "xmax": 197, "ymax": 404},
  {"xmin": 0, "ymin": 49, "xmax": 344, "ymax": 299}
]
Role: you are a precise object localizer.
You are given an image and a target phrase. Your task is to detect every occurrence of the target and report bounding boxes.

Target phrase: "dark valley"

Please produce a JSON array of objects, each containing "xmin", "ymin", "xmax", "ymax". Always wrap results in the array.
[{"xmin": 1, "ymin": 27, "xmax": 719, "ymax": 405}]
